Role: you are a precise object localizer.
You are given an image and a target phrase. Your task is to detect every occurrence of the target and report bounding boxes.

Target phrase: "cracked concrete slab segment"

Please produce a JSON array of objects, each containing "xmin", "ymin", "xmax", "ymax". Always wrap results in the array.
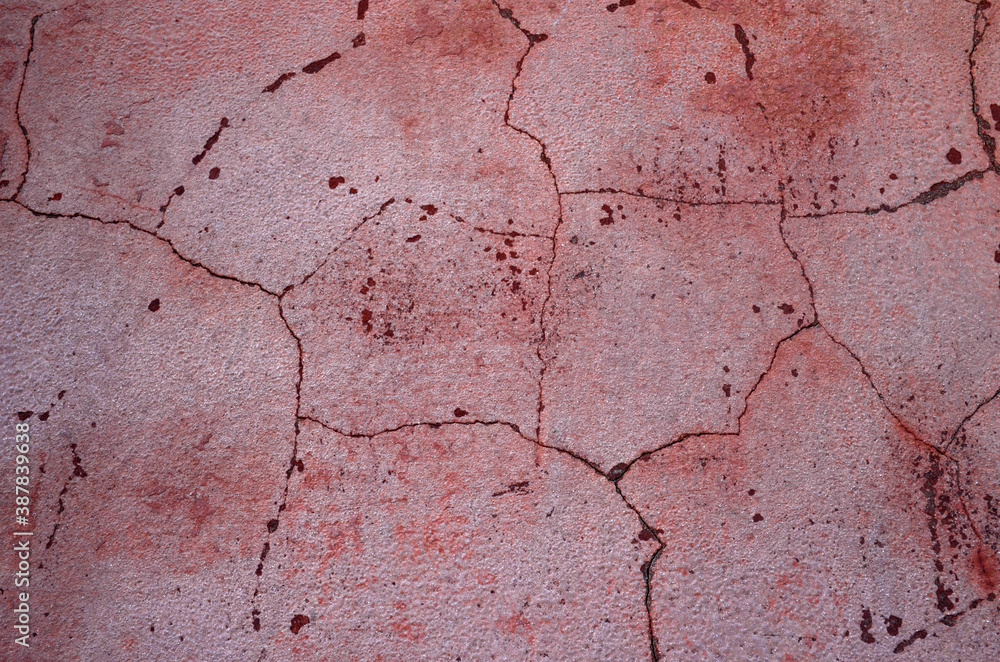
[
  {"xmin": 542, "ymin": 195, "xmax": 812, "ymax": 472},
  {"xmin": 13, "ymin": 1, "xmax": 371, "ymax": 227},
  {"xmin": 785, "ymin": 173, "xmax": 1000, "ymax": 449},
  {"xmin": 159, "ymin": 0, "xmax": 558, "ymax": 293},
  {"xmin": 620, "ymin": 328, "xmax": 1000, "ymax": 660},
  {"xmin": 0, "ymin": 6, "xmax": 35, "ymax": 200},
  {"xmin": 255, "ymin": 420, "xmax": 658, "ymax": 660},
  {"xmin": 285, "ymin": 203, "xmax": 548, "ymax": 436},
  {"xmin": 0, "ymin": 201, "xmax": 297, "ymax": 660},
  {"xmin": 511, "ymin": 0, "xmax": 985, "ymax": 212}
]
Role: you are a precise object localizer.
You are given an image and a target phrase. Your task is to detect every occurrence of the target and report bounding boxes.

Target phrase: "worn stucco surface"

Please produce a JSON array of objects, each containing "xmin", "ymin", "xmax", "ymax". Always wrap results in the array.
[{"xmin": 2, "ymin": 0, "xmax": 999, "ymax": 660}]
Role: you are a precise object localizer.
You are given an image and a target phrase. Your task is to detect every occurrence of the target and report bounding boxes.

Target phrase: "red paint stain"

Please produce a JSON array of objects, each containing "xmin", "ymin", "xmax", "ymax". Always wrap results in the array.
[{"xmin": 969, "ymin": 545, "xmax": 1000, "ymax": 593}]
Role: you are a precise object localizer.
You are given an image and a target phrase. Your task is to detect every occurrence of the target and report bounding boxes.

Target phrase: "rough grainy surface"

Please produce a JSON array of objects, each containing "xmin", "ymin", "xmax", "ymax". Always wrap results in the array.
[
  {"xmin": 1, "ymin": 0, "xmax": 999, "ymax": 659},
  {"xmin": 256, "ymin": 421, "xmax": 656, "ymax": 660}
]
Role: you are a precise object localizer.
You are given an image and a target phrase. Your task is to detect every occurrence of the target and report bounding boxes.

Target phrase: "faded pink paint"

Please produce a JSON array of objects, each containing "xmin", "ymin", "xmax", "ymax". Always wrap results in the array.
[
  {"xmin": 785, "ymin": 174, "xmax": 1000, "ymax": 448},
  {"xmin": 621, "ymin": 328, "xmax": 1000, "ymax": 660},
  {"xmin": 542, "ymin": 195, "xmax": 812, "ymax": 471},
  {"xmin": 255, "ymin": 421, "xmax": 657, "ymax": 660},
  {"xmin": 285, "ymin": 202, "xmax": 548, "ymax": 435},
  {"xmin": 0, "ymin": 201, "xmax": 296, "ymax": 661},
  {"xmin": 511, "ymin": 0, "xmax": 985, "ymax": 212}
]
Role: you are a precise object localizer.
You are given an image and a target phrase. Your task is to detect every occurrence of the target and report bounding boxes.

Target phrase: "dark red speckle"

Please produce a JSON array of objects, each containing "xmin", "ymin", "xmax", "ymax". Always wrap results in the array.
[
  {"xmin": 148, "ymin": 298, "xmax": 160, "ymax": 312},
  {"xmin": 329, "ymin": 176, "xmax": 346, "ymax": 189},
  {"xmin": 208, "ymin": 167, "xmax": 220, "ymax": 180},
  {"xmin": 406, "ymin": 235, "xmax": 421, "ymax": 243},
  {"xmin": 752, "ymin": 513, "xmax": 764, "ymax": 522},
  {"xmin": 302, "ymin": 52, "xmax": 341, "ymax": 75},
  {"xmin": 946, "ymin": 148, "xmax": 962, "ymax": 165},
  {"xmin": 885, "ymin": 615, "xmax": 902, "ymax": 637},
  {"xmin": 357, "ymin": 0, "xmax": 368, "ymax": 20},
  {"xmin": 704, "ymin": 72, "xmax": 716, "ymax": 84},
  {"xmin": 290, "ymin": 614, "xmax": 310, "ymax": 634},
  {"xmin": 453, "ymin": 408, "xmax": 468, "ymax": 417},
  {"xmin": 353, "ymin": 32, "xmax": 366, "ymax": 48}
]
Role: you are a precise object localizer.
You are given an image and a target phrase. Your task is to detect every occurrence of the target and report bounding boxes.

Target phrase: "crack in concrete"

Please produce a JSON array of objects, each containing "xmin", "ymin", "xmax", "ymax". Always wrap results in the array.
[
  {"xmin": 44, "ymin": 443, "xmax": 87, "ymax": 553},
  {"xmin": 248, "ymin": 291, "xmax": 305, "ymax": 633},
  {"xmin": 8, "ymin": 1, "xmax": 998, "ymax": 655},
  {"xmin": 449, "ymin": 212, "xmax": 551, "ymax": 239},
  {"xmin": 560, "ymin": 187, "xmax": 778, "ymax": 207},
  {"xmin": 7, "ymin": 13, "xmax": 42, "ymax": 201},
  {"xmin": 791, "ymin": 168, "xmax": 992, "ymax": 218},
  {"xmin": 293, "ymin": 196, "xmax": 397, "ymax": 290},
  {"xmin": 971, "ymin": 1, "xmax": 997, "ymax": 169},
  {"xmin": 491, "ymin": 4, "xmax": 668, "ymax": 656}
]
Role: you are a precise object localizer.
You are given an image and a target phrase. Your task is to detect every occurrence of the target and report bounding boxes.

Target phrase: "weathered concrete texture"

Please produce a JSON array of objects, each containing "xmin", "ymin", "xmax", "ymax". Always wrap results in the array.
[
  {"xmin": 0, "ymin": 6, "xmax": 34, "ymax": 200},
  {"xmin": 542, "ymin": 194, "xmax": 812, "ymax": 471},
  {"xmin": 161, "ymin": 0, "xmax": 557, "ymax": 292},
  {"xmin": 15, "ymin": 0, "xmax": 366, "ymax": 228},
  {"xmin": 256, "ymin": 421, "xmax": 657, "ymax": 660},
  {"xmin": 785, "ymin": 173, "xmax": 1000, "ymax": 449},
  {"xmin": 285, "ymin": 203, "xmax": 548, "ymax": 436},
  {"xmin": 951, "ymin": 392, "xmax": 1000, "ymax": 586},
  {"xmin": 16, "ymin": 0, "xmax": 557, "ymax": 290},
  {"xmin": 511, "ymin": 0, "xmax": 985, "ymax": 212},
  {"xmin": 973, "ymin": 1, "xmax": 1000, "ymax": 169},
  {"xmin": 0, "ymin": 201, "xmax": 297, "ymax": 661},
  {"xmin": 620, "ymin": 328, "xmax": 1000, "ymax": 661},
  {"xmin": 4, "ymin": 0, "xmax": 1000, "ymax": 659}
]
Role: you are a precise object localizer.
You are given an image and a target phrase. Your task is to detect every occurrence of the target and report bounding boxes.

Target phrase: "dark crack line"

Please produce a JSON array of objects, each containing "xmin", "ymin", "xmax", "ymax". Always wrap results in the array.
[
  {"xmin": 560, "ymin": 188, "xmax": 778, "ymax": 207},
  {"xmin": 733, "ymin": 24, "xmax": 756, "ymax": 81},
  {"xmin": 248, "ymin": 293, "xmax": 305, "ymax": 632},
  {"xmin": 777, "ymin": 195, "xmax": 818, "ymax": 323},
  {"xmin": 970, "ymin": 1, "xmax": 997, "ymax": 170},
  {"xmin": 11, "ymin": 200, "xmax": 280, "ymax": 297},
  {"xmin": 946, "ymin": 383, "xmax": 1000, "ymax": 452},
  {"xmin": 298, "ymin": 414, "xmax": 608, "ymax": 478},
  {"xmin": 294, "ymin": 196, "xmax": 397, "ymax": 290},
  {"xmin": 791, "ymin": 168, "xmax": 991, "ymax": 219},
  {"xmin": 492, "ymin": 0, "xmax": 549, "ymax": 44},
  {"xmin": 612, "ymin": 323, "xmax": 820, "ymax": 481},
  {"xmin": 614, "ymin": 483, "xmax": 665, "ymax": 662},
  {"xmin": 7, "ymin": 13, "xmax": 42, "ymax": 201},
  {"xmin": 449, "ymin": 213, "xmax": 551, "ymax": 239},
  {"xmin": 44, "ymin": 443, "xmax": 88, "ymax": 553}
]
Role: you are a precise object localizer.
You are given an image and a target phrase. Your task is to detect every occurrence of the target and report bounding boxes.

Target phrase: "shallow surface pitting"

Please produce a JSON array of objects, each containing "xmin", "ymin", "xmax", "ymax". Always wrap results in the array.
[{"xmin": 2, "ymin": 1, "xmax": 999, "ymax": 660}]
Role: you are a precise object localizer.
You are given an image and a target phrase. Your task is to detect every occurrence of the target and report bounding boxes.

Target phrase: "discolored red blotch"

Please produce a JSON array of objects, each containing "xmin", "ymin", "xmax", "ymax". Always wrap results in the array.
[
  {"xmin": 0, "ymin": 201, "xmax": 296, "ymax": 661},
  {"xmin": 785, "ymin": 174, "xmax": 1000, "ymax": 447},
  {"xmin": 620, "ymin": 328, "xmax": 998, "ymax": 660},
  {"xmin": 285, "ymin": 204, "xmax": 548, "ymax": 435},
  {"xmin": 254, "ymin": 422, "xmax": 657, "ymax": 659}
]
